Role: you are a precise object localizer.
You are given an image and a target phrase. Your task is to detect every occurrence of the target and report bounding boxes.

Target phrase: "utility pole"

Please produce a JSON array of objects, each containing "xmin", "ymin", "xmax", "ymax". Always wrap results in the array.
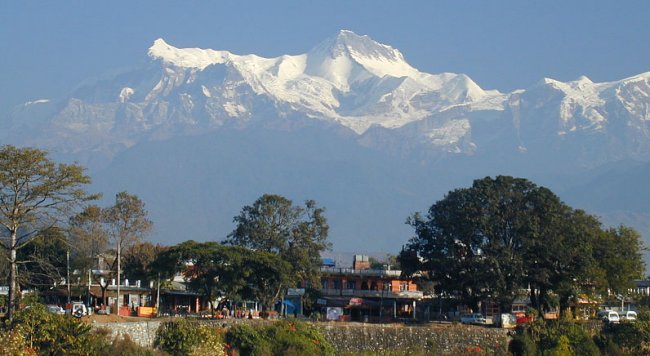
[
  {"xmin": 87, "ymin": 269, "xmax": 91, "ymax": 308},
  {"xmin": 116, "ymin": 237, "xmax": 121, "ymax": 315},
  {"xmin": 156, "ymin": 272, "xmax": 161, "ymax": 316},
  {"xmin": 66, "ymin": 249, "xmax": 71, "ymax": 305}
]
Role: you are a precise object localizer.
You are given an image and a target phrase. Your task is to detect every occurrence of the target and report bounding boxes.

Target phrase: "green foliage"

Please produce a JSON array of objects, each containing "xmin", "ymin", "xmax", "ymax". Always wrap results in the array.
[
  {"xmin": 520, "ymin": 319, "xmax": 599, "ymax": 355},
  {"xmin": 267, "ymin": 320, "xmax": 334, "ymax": 356},
  {"xmin": 602, "ymin": 320, "xmax": 650, "ymax": 354},
  {"xmin": 226, "ymin": 194, "xmax": 331, "ymax": 287},
  {"xmin": 154, "ymin": 318, "xmax": 224, "ymax": 355},
  {"xmin": 153, "ymin": 241, "xmax": 261, "ymax": 312},
  {"xmin": 592, "ymin": 226, "xmax": 646, "ymax": 294},
  {"xmin": 224, "ymin": 323, "xmax": 272, "ymax": 356},
  {"xmin": 509, "ymin": 329, "xmax": 537, "ymax": 356},
  {"xmin": 5, "ymin": 304, "xmax": 125, "ymax": 355},
  {"xmin": 123, "ymin": 242, "xmax": 167, "ymax": 284},
  {"xmin": 18, "ymin": 227, "xmax": 68, "ymax": 291},
  {"xmin": 406, "ymin": 175, "xmax": 646, "ymax": 314},
  {"xmin": 225, "ymin": 320, "xmax": 334, "ymax": 356},
  {"xmin": 0, "ymin": 145, "xmax": 97, "ymax": 320},
  {"xmin": 0, "ymin": 328, "xmax": 36, "ymax": 355}
]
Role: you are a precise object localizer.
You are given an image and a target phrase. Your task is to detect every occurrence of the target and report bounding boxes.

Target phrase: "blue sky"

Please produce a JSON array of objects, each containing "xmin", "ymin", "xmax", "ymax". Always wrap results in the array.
[{"xmin": 1, "ymin": 1, "xmax": 649, "ymax": 112}]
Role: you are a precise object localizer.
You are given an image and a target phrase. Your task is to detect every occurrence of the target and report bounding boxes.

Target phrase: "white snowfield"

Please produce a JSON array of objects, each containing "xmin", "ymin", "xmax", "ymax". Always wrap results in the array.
[
  {"xmin": 146, "ymin": 30, "xmax": 650, "ymax": 143},
  {"xmin": 13, "ymin": 30, "xmax": 650, "ymax": 156},
  {"xmin": 147, "ymin": 31, "xmax": 505, "ymax": 135}
]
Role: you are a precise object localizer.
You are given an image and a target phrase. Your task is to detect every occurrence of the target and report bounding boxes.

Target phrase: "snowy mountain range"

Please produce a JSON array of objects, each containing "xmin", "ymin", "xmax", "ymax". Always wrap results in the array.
[{"xmin": 3, "ymin": 31, "xmax": 650, "ymax": 258}]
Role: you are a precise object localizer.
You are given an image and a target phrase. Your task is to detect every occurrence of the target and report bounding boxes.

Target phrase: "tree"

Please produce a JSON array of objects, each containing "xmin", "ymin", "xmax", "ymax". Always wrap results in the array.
[
  {"xmin": 226, "ymin": 194, "xmax": 330, "ymax": 289},
  {"xmin": 68, "ymin": 205, "xmax": 110, "ymax": 304},
  {"xmin": 405, "ymin": 176, "xmax": 645, "ymax": 315},
  {"xmin": 0, "ymin": 145, "xmax": 96, "ymax": 320},
  {"xmin": 102, "ymin": 192, "xmax": 152, "ymax": 313},
  {"xmin": 153, "ymin": 241, "xmax": 255, "ymax": 315},
  {"xmin": 68, "ymin": 205, "xmax": 108, "ymax": 276},
  {"xmin": 18, "ymin": 226, "xmax": 68, "ymax": 291},
  {"xmin": 241, "ymin": 250, "xmax": 292, "ymax": 313},
  {"xmin": 123, "ymin": 241, "xmax": 166, "ymax": 284},
  {"xmin": 593, "ymin": 226, "xmax": 645, "ymax": 295}
]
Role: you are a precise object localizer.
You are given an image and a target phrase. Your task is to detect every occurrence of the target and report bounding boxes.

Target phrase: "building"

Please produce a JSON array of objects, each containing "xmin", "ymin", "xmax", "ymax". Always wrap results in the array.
[{"xmin": 312, "ymin": 255, "xmax": 424, "ymax": 322}]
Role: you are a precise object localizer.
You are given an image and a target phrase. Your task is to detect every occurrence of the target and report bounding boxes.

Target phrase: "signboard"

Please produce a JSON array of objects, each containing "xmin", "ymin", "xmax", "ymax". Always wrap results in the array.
[
  {"xmin": 326, "ymin": 307, "xmax": 343, "ymax": 320},
  {"xmin": 287, "ymin": 288, "xmax": 305, "ymax": 296},
  {"xmin": 316, "ymin": 298, "xmax": 327, "ymax": 305},
  {"xmin": 349, "ymin": 297, "xmax": 363, "ymax": 306}
]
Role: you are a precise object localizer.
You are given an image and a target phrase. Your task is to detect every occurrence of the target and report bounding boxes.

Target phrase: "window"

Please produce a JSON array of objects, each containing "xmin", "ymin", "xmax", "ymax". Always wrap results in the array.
[
  {"xmin": 400, "ymin": 283, "xmax": 408, "ymax": 291},
  {"xmin": 332, "ymin": 279, "xmax": 341, "ymax": 290},
  {"xmin": 321, "ymin": 278, "xmax": 328, "ymax": 289},
  {"xmin": 347, "ymin": 280, "xmax": 356, "ymax": 290}
]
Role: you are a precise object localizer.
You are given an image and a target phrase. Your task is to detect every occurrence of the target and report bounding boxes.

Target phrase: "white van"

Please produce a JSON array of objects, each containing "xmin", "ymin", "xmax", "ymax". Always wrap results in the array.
[
  {"xmin": 621, "ymin": 310, "xmax": 637, "ymax": 321},
  {"xmin": 461, "ymin": 313, "xmax": 487, "ymax": 324},
  {"xmin": 597, "ymin": 310, "xmax": 619, "ymax": 324}
]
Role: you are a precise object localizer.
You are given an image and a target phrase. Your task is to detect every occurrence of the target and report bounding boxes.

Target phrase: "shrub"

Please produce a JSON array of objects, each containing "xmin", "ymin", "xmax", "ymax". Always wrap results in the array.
[
  {"xmin": 265, "ymin": 320, "xmax": 334, "ymax": 356},
  {"xmin": 510, "ymin": 319, "xmax": 599, "ymax": 356},
  {"xmin": 509, "ymin": 328, "xmax": 537, "ymax": 356},
  {"xmin": 224, "ymin": 323, "xmax": 272, "ymax": 356},
  {"xmin": 10, "ymin": 304, "xmax": 102, "ymax": 355},
  {"xmin": 154, "ymin": 319, "xmax": 224, "ymax": 355},
  {"xmin": 225, "ymin": 321, "xmax": 334, "ymax": 356},
  {"xmin": 0, "ymin": 328, "xmax": 37, "ymax": 356}
]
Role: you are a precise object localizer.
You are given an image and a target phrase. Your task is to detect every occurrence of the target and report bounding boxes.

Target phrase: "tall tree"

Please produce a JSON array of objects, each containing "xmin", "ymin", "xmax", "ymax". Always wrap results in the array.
[
  {"xmin": 404, "ymin": 176, "xmax": 643, "ymax": 315},
  {"xmin": 593, "ymin": 226, "xmax": 645, "ymax": 295},
  {"xmin": 68, "ymin": 205, "xmax": 109, "ymax": 295},
  {"xmin": 241, "ymin": 250, "xmax": 292, "ymax": 313},
  {"xmin": 18, "ymin": 226, "xmax": 68, "ymax": 291},
  {"xmin": 152, "ymin": 241, "xmax": 254, "ymax": 314},
  {"xmin": 226, "ymin": 194, "xmax": 330, "ymax": 289},
  {"xmin": 123, "ymin": 241, "xmax": 166, "ymax": 284},
  {"xmin": 0, "ymin": 145, "xmax": 95, "ymax": 320},
  {"xmin": 102, "ymin": 192, "xmax": 152, "ymax": 313}
]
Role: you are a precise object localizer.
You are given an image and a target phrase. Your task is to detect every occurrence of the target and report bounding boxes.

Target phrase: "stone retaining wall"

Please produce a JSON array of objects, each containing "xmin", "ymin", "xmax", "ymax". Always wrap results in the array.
[
  {"xmin": 321, "ymin": 323, "xmax": 510, "ymax": 354},
  {"xmin": 93, "ymin": 321, "xmax": 162, "ymax": 348},
  {"xmin": 94, "ymin": 319, "xmax": 510, "ymax": 353}
]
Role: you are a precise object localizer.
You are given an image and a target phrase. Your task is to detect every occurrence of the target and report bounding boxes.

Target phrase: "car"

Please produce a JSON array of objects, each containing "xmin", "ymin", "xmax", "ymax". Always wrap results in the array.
[
  {"xmin": 46, "ymin": 304, "xmax": 65, "ymax": 315},
  {"xmin": 621, "ymin": 310, "xmax": 637, "ymax": 322},
  {"xmin": 68, "ymin": 302, "xmax": 89, "ymax": 318},
  {"xmin": 597, "ymin": 310, "xmax": 620, "ymax": 324},
  {"xmin": 460, "ymin": 313, "xmax": 487, "ymax": 324}
]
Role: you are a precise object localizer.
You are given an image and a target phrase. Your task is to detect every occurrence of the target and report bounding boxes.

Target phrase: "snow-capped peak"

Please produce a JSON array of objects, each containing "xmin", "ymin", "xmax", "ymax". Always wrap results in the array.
[
  {"xmin": 306, "ymin": 30, "xmax": 420, "ymax": 82},
  {"xmin": 148, "ymin": 38, "xmax": 230, "ymax": 70}
]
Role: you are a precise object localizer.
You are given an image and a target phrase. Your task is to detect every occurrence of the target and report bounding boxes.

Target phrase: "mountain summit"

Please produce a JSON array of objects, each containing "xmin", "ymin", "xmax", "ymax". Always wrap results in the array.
[
  {"xmin": 5, "ymin": 30, "xmax": 650, "ymax": 166},
  {"xmin": 4, "ymin": 30, "xmax": 650, "ymax": 257}
]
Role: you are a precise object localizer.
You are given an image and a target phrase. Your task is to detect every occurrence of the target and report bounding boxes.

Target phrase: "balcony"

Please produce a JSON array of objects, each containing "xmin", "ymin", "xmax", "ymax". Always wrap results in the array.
[{"xmin": 319, "ymin": 288, "xmax": 423, "ymax": 299}]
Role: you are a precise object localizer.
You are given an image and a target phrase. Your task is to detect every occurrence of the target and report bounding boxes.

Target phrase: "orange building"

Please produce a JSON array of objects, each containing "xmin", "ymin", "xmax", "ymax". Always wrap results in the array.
[{"xmin": 313, "ymin": 255, "xmax": 423, "ymax": 322}]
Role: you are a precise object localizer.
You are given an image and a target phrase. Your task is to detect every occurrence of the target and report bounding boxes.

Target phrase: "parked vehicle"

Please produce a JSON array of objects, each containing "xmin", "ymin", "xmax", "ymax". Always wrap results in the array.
[
  {"xmin": 494, "ymin": 313, "xmax": 517, "ymax": 328},
  {"xmin": 621, "ymin": 310, "xmax": 637, "ymax": 322},
  {"xmin": 515, "ymin": 313, "xmax": 535, "ymax": 324},
  {"xmin": 46, "ymin": 304, "xmax": 65, "ymax": 315},
  {"xmin": 597, "ymin": 310, "xmax": 620, "ymax": 324},
  {"xmin": 461, "ymin": 313, "xmax": 487, "ymax": 324},
  {"xmin": 68, "ymin": 302, "xmax": 89, "ymax": 318}
]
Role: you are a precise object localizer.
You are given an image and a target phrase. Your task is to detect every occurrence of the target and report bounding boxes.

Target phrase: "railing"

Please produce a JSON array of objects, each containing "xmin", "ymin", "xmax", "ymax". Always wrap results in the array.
[
  {"xmin": 319, "ymin": 267, "xmax": 403, "ymax": 277},
  {"xmin": 319, "ymin": 288, "xmax": 423, "ymax": 299}
]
